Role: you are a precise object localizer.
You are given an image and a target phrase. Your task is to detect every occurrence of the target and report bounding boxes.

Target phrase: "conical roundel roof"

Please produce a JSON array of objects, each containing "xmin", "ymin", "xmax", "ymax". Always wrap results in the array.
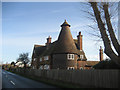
[
  {"xmin": 53, "ymin": 20, "xmax": 78, "ymax": 54},
  {"xmin": 61, "ymin": 20, "xmax": 70, "ymax": 27}
]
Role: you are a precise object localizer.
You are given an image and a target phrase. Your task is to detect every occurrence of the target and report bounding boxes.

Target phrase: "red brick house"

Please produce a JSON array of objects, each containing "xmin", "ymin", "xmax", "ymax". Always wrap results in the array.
[{"xmin": 31, "ymin": 20, "xmax": 103, "ymax": 70}]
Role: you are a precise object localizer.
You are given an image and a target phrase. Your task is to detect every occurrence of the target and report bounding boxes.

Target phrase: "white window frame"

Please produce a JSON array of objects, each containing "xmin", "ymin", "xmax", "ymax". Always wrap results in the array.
[
  {"xmin": 44, "ymin": 56, "xmax": 49, "ymax": 60},
  {"xmin": 44, "ymin": 65, "xmax": 50, "ymax": 70},
  {"xmin": 80, "ymin": 67, "xmax": 83, "ymax": 70},
  {"xmin": 40, "ymin": 58, "xmax": 42, "ymax": 61},
  {"xmin": 80, "ymin": 55, "xmax": 84, "ymax": 59},
  {"xmin": 67, "ymin": 54, "xmax": 74, "ymax": 60},
  {"xmin": 67, "ymin": 67, "xmax": 74, "ymax": 70}
]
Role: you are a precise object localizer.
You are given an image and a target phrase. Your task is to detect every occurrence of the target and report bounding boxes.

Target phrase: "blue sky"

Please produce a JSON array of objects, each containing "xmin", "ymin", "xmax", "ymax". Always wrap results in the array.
[{"xmin": 2, "ymin": 2, "xmax": 111, "ymax": 64}]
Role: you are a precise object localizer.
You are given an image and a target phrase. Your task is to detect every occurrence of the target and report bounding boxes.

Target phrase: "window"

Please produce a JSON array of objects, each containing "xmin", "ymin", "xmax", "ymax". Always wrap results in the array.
[
  {"xmin": 67, "ymin": 54, "xmax": 74, "ymax": 60},
  {"xmin": 67, "ymin": 67, "xmax": 74, "ymax": 70},
  {"xmin": 44, "ymin": 56, "xmax": 49, "ymax": 60},
  {"xmin": 39, "ymin": 65, "xmax": 43, "ymax": 69},
  {"xmin": 44, "ymin": 65, "xmax": 50, "ymax": 70},
  {"xmin": 40, "ymin": 58, "xmax": 42, "ymax": 61},
  {"xmin": 80, "ymin": 55, "xmax": 84, "ymax": 59},
  {"xmin": 80, "ymin": 67, "xmax": 83, "ymax": 70}
]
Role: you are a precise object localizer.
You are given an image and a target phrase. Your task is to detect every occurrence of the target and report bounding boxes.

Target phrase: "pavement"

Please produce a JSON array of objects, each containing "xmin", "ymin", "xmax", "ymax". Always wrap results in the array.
[{"xmin": 2, "ymin": 69, "xmax": 58, "ymax": 89}]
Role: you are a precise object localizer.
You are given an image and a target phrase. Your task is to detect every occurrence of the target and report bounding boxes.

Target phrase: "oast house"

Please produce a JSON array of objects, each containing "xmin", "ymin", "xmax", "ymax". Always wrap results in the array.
[{"xmin": 31, "ymin": 20, "xmax": 102, "ymax": 70}]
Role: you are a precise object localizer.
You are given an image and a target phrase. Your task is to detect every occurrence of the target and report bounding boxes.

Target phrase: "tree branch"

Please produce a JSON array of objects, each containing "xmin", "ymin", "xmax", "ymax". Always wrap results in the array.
[
  {"xmin": 103, "ymin": 4, "xmax": 120, "ymax": 56},
  {"xmin": 90, "ymin": 2, "xmax": 120, "ymax": 65}
]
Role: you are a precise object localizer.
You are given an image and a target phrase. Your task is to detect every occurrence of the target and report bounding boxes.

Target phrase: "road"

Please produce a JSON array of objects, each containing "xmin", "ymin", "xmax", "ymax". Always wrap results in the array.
[{"xmin": 2, "ymin": 69, "xmax": 58, "ymax": 88}]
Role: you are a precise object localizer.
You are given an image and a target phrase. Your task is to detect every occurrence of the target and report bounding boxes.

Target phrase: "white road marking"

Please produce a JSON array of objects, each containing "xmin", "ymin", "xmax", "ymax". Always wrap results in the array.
[{"xmin": 10, "ymin": 81, "xmax": 15, "ymax": 85}]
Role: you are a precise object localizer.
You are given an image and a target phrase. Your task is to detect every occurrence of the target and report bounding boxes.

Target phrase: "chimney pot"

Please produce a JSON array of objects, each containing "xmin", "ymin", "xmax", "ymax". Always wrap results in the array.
[
  {"xmin": 46, "ymin": 36, "xmax": 52, "ymax": 45},
  {"xmin": 79, "ymin": 32, "xmax": 81, "ymax": 35},
  {"xmin": 77, "ymin": 31, "xmax": 82, "ymax": 50},
  {"xmin": 99, "ymin": 46, "xmax": 103, "ymax": 61}
]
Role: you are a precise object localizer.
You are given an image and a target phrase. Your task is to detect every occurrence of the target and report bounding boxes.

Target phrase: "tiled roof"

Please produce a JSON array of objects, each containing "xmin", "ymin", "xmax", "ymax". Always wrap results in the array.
[
  {"xmin": 32, "ymin": 20, "xmax": 87, "ymax": 61},
  {"xmin": 74, "ymin": 39, "xmax": 87, "ymax": 60},
  {"xmin": 39, "ymin": 41, "xmax": 57, "ymax": 57},
  {"xmin": 77, "ymin": 50, "xmax": 87, "ymax": 60},
  {"xmin": 35, "ymin": 46, "xmax": 46, "ymax": 57},
  {"xmin": 32, "ymin": 45, "xmax": 46, "ymax": 58},
  {"xmin": 86, "ymin": 61, "xmax": 99, "ymax": 66},
  {"xmin": 33, "ymin": 40, "xmax": 87, "ymax": 61},
  {"xmin": 78, "ymin": 61, "xmax": 99, "ymax": 67},
  {"xmin": 53, "ymin": 20, "xmax": 78, "ymax": 54},
  {"xmin": 34, "ymin": 44, "xmax": 44, "ymax": 48}
]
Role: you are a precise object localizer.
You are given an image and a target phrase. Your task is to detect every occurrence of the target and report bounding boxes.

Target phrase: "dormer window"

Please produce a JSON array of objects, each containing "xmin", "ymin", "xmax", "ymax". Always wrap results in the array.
[
  {"xmin": 80, "ymin": 55, "xmax": 84, "ymax": 60},
  {"xmin": 67, "ymin": 54, "xmax": 74, "ymax": 60},
  {"xmin": 44, "ymin": 56, "xmax": 49, "ymax": 60}
]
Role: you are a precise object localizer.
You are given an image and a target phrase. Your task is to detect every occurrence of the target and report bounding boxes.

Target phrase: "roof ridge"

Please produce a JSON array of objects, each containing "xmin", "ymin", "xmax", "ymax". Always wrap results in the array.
[{"xmin": 34, "ymin": 44, "xmax": 44, "ymax": 47}]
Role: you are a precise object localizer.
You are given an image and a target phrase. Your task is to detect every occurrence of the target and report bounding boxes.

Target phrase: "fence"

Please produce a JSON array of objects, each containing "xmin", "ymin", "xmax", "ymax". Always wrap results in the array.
[{"xmin": 12, "ymin": 68, "xmax": 120, "ymax": 88}]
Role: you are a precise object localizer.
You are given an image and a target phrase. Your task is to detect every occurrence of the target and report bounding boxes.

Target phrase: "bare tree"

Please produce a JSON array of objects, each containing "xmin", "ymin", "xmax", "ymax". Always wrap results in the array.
[
  {"xmin": 11, "ymin": 61, "xmax": 15, "ymax": 67},
  {"xmin": 17, "ymin": 53, "xmax": 30, "ymax": 68},
  {"xmin": 88, "ymin": 2, "xmax": 120, "ymax": 65},
  {"xmin": 81, "ymin": 2, "xmax": 118, "ymax": 40}
]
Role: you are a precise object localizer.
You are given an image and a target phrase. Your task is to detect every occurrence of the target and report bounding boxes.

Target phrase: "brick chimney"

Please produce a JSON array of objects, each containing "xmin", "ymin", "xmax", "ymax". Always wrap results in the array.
[
  {"xmin": 99, "ymin": 46, "xmax": 103, "ymax": 61},
  {"xmin": 77, "ymin": 32, "xmax": 82, "ymax": 50},
  {"xmin": 46, "ymin": 36, "xmax": 52, "ymax": 46}
]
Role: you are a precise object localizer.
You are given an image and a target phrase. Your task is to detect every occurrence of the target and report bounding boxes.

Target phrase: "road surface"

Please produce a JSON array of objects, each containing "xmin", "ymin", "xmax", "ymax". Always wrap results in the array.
[{"xmin": 2, "ymin": 69, "xmax": 57, "ymax": 88}]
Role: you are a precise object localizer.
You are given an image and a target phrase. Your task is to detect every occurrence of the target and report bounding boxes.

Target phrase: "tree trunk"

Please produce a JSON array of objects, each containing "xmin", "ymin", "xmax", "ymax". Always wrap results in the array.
[
  {"xmin": 103, "ymin": 4, "xmax": 120, "ymax": 56},
  {"xmin": 90, "ymin": 2, "xmax": 120, "ymax": 65}
]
